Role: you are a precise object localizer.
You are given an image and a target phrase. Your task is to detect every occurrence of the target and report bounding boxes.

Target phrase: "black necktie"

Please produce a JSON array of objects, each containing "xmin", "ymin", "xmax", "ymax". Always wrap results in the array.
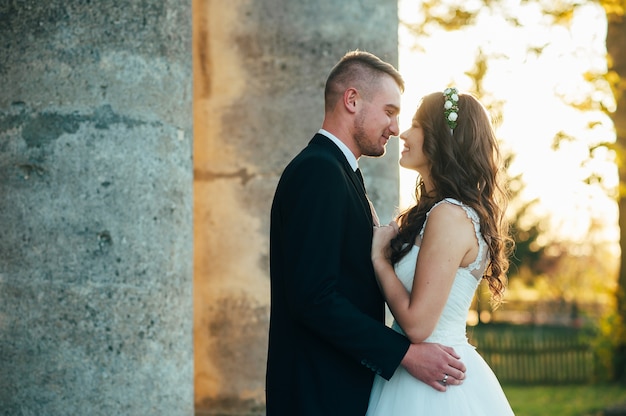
[
  {"xmin": 355, "ymin": 168, "xmax": 380, "ymax": 226},
  {"xmin": 355, "ymin": 168, "xmax": 365, "ymax": 188}
]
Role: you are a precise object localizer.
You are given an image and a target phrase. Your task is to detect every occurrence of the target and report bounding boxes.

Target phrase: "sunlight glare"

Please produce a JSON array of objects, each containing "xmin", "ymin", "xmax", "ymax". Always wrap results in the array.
[{"xmin": 398, "ymin": 0, "xmax": 617, "ymax": 248}]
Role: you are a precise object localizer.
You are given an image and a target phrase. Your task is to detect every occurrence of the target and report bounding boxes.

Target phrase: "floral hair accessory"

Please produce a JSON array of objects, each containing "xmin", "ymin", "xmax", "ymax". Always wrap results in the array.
[{"xmin": 443, "ymin": 87, "xmax": 459, "ymax": 131}]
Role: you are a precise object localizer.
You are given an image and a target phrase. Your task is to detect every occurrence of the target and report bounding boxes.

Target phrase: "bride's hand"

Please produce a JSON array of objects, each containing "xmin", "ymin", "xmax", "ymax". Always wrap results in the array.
[{"xmin": 371, "ymin": 221, "xmax": 399, "ymax": 264}]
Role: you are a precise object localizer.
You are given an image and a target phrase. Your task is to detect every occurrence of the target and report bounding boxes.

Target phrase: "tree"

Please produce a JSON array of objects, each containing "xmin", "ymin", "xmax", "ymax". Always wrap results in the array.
[{"xmin": 604, "ymin": 0, "xmax": 626, "ymax": 382}]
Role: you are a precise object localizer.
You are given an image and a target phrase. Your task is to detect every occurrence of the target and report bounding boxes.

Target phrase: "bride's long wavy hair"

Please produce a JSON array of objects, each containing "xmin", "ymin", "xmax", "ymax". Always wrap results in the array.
[{"xmin": 390, "ymin": 91, "xmax": 513, "ymax": 305}]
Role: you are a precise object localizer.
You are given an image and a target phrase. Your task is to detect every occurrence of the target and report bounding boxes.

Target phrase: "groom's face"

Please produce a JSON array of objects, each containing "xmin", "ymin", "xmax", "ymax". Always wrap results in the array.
[{"xmin": 353, "ymin": 75, "xmax": 401, "ymax": 158}]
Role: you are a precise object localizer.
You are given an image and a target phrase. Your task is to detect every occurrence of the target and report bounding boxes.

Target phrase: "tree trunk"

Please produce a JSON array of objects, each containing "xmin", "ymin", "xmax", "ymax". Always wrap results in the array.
[{"xmin": 606, "ymin": 9, "xmax": 626, "ymax": 382}]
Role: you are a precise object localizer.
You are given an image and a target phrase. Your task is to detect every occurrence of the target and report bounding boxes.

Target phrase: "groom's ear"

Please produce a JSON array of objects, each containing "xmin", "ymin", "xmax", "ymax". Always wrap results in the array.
[{"xmin": 343, "ymin": 87, "xmax": 360, "ymax": 114}]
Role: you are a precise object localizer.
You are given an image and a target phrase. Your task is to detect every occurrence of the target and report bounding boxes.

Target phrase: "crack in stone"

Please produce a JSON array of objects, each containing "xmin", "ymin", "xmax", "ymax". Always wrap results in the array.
[{"xmin": 194, "ymin": 168, "xmax": 254, "ymax": 185}]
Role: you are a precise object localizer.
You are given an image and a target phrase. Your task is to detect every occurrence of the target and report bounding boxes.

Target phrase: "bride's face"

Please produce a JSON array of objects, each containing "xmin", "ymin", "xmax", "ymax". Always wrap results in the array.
[{"xmin": 399, "ymin": 111, "xmax": 429, "ymax": 176}]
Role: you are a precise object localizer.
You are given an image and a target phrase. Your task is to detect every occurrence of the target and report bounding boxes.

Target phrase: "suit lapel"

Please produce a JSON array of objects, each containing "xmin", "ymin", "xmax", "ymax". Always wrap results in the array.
[{"xmin": 310, "ymin": 134, "xmax": 374, "ymax": 226}]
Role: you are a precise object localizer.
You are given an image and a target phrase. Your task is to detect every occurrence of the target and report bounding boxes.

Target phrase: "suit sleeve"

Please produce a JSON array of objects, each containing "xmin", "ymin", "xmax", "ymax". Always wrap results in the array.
[{"xmin": 274, "ymin": 157, "xmax": 410, "ymax": 379}]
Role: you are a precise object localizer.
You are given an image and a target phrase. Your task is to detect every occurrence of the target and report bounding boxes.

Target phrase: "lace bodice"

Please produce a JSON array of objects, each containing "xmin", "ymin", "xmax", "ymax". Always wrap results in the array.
[{"xmin": 390, "ymin": 198, "xmax": 488, "ymax": 347}]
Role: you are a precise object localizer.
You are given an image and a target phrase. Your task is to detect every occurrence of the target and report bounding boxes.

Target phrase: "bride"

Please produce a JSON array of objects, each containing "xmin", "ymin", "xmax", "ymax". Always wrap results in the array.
[{"xmin": 366, "ymin": 88, "xmax": 515, "ymax": 415}]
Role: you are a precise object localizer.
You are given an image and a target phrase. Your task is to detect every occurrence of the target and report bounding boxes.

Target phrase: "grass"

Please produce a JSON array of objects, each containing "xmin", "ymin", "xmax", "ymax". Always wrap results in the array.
[{"xmin": 504, "ymin": 383, "xmax": 626, "ymax": 416}]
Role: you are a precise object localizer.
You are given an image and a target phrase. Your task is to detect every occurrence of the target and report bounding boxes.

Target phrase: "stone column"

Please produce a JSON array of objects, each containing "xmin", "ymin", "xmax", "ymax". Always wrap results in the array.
[
  {"xmin": 0, "ymin": 1, "xmax": 193, "ymax": 415},
  {"xmin": 193, "ymin": 0, "xmax": 400, "ymax": 413}
]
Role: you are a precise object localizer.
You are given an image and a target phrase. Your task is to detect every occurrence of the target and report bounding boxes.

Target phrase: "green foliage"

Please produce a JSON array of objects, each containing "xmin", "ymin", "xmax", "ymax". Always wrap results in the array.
[
  {"xmin": 590, "ymin": 310, "xmax": 621, "ymax": 382},
  {"xmin": 508, "ymin": 222, "xmax": 544, "ymax": 278}
]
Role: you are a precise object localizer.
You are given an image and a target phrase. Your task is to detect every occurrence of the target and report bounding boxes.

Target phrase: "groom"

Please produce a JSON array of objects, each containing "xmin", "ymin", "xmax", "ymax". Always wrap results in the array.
[{"xmin": 266, "ymin": 50, "xmax": 466, "ymax": 416}]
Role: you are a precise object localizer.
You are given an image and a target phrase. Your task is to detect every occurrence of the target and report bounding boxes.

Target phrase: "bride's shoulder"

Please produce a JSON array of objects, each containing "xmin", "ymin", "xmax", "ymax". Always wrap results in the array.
[
  {"xmin": 425, "ymin": 199, "xmax": 476, "ymax": 232},
  {"xmin": 428, "ymin": 198, "xmax": 466, "ymax": 217}
]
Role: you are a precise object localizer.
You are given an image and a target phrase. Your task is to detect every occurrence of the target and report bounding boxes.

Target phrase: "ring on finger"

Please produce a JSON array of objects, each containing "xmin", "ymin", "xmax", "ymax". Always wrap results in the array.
[{"xmin": 442, "ymin": 374, "xmax": 449, "ymax": 384}]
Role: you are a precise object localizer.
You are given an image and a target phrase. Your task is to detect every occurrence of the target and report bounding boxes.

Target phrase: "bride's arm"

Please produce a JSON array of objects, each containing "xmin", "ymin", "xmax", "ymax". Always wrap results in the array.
[{"xmin": 372, "ymin": 203, "xmax": 476, "ymax": 344}]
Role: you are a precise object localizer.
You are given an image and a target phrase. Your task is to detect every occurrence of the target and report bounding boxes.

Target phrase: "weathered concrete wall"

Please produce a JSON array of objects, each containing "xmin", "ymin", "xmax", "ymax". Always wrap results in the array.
[
  {"xmin": 193, "ymin": 0, "xmax": 400, "ymax": 413},
  {"xmin": 0, "ymin": 1, "xmax": 193, "ymax": 415}
]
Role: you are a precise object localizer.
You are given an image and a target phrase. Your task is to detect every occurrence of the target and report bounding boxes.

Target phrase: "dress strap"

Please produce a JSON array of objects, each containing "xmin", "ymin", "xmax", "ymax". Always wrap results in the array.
[{"xmin": 419, "ymin": 198, "xmax": 488, "ymax": 276}]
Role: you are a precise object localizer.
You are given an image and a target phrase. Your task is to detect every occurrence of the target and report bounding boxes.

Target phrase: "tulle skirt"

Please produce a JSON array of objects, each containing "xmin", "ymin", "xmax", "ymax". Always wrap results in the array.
[{"xmin": 366, "ymin": 344, "xmax": 515, "ymax": 415}]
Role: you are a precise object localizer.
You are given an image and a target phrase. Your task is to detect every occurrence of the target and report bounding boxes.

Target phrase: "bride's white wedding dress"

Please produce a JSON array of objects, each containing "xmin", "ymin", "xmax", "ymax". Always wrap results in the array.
[{"xmin": 366, "ymin": 199, "xmax": 515, "ymax": 415}]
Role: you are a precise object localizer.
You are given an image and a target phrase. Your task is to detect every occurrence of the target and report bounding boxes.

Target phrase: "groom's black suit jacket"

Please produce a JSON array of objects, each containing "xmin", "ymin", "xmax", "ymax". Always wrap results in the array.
[{"xmin": 266, "ymin": 134, "xmax": 410, "ymax": 415}]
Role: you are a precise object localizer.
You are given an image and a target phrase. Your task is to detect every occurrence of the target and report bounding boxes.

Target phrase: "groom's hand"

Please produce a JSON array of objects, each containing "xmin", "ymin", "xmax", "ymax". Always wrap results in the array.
[{"xmin": 400, "ymin": 343, "xmax": 466, "ymax": 392}]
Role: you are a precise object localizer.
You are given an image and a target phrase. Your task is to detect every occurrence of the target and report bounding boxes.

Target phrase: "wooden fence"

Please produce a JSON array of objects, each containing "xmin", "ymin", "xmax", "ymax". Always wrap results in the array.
[{"xmin": 466, "ymin": 324, "xmax": 595, "ymax": 384}]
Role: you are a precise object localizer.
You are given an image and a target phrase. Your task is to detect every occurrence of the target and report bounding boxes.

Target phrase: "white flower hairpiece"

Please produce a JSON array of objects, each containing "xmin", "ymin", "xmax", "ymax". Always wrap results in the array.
[{"xmin": 443, "ymin": 87, "xmax": 460, "ymax": 131}]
